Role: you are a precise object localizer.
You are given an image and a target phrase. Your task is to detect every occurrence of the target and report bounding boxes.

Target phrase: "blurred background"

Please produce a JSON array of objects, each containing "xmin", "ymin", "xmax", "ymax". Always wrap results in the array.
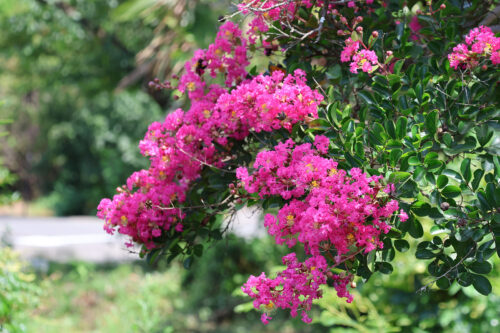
[{"xmin": 0, "ymin": 0, "xmax": 499, "ymax": 332}]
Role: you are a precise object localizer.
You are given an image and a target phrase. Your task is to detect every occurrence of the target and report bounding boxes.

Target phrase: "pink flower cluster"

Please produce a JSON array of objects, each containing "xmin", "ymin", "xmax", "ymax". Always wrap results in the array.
[
  {"xmin": 448, "ymin": 26, "xmax": 500, "ymax": 70},
  {"xmin": 242, "ymin": 253, "xmax": 328, "ymax": 324},
  {"xmin": 179, "ymin": 21, "xmax": 249, "ymax": 98},
  {"xmin": 237, "ymin": 137, "xmax": 407, "ymax": 323},
  {"xmin": 97, "ymin": 23, "xmax": 323, "ymax": 249},
  {"xmin": 341, "ymin": 37, "xmax": 379, "ymax": 73}
]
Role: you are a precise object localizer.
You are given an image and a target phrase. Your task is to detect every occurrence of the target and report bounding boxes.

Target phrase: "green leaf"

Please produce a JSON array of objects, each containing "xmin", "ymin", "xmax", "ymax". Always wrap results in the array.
[
  {"xmin": 375, "ymin": 262, "xmax": 393, "ymax": 274},
  {"xmin": 430, "ymin": 225, "xmax": 449, "ymax": 235},
  {"xmin": 476, "ymin": 124, "xmax": 494, "ymax": 147},
  {"xmin": 183, "ymin": 256, "xmax": 193, "ymax": 269},
  {"xmin": 441, "ymin": 185, "xmax": 461, "ymax": 198},
  {"xmin": 472, "ymin": 274, "xmax": 492, "ymax": 295},
  {"xmin": 442, "ymin": 133, "xmax": 452, "ymax": 147},
  {"xmin": 389, "ymin": 171, "xmax": 411, "ymax": 183},
  {"xmin": 485, "ymin": 183, "xmax": 498, "ymax": 207},
  {"xmin": 358, "ymin": 91, "xmax": 376, "ymax": 105},
  {"xmin": 436, "ymin": 175, "xmax": 448, "ymax": 189},
  {"xmin": 394, "ymin": 239, "xmax": 410, "ymax": 252},
  {"xmin": 393, "ymin": 59, "xmax": 405, "ymax": 74},
  {"xmin": 436, "ymin": 277, "xmax": 451, "ymax": 289},
  {"xmin": 477, "ymin": 191, "xmax": 491, "ymax": 211},
  {"xmin": 458, "ymin": 272, "xmax": 474, "ymax": 287},
  {"xmin": 386, "ymin": 227, "xmax": 402, "ymax": 239},
  {"xmin": 408, "ymin": 156, "xmax": 421, "ymax": 165},
  {"xmin": 413, "ymin": 166, "xmax": 426, "ymax": 181},
  {"xmin": 385, "ymin": 120, "xmax": 397, "ymax": 139},
  {"xmin": 390, "ymin": 149, "xmax": 403, "ymax": 167},
  {"xmin": 468, "ymin": 261, "xmax": 492, "ymax": 274},
  {"xmin": 460, "ymin": 158, "xmax": 471, "ymax": 183},
  {"xmin": 416, "ymin": 248, "xmax": 435, "ymax": 259},
  {"xmin": 396, "ymin": 116, "xmax": 408, "ymax": 140},
  {"xmin": 471, "ymin": 169, "xmax": 484, "ymax": 191},
  {"xmin": 425, "ymin": 110, "xmax": 439, "ymax": 136}
]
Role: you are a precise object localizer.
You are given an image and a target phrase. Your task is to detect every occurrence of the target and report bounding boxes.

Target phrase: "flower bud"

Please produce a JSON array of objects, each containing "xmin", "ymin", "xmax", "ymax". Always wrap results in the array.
[
  {"xmin": 440, "ymin": 4, "xmax": 446, "ymax": 9},
  {"xmin": 372, "ymin": 31, "xmax": 379, "ymax": 38},
  {"xmin": 386, "ymin": 50, "xmax": 393, "ymax": 56},
  {"xmin": 356, "ymin": 26, "xmax": 363, "ymax": 33},
  {"xmin": 356, "ymin": 16, "xmax": 363, "ymax": 23}
]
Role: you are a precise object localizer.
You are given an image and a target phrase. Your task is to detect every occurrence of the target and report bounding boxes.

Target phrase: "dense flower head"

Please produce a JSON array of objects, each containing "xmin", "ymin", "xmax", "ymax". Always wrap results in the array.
[
  {"xmin": 97, "ymin": 22, "xmax": 323, "ymax": 250},
  {"xmin": 341, "ymin": 38, "xmax": 380, "ymax": 74},
  {"xmin": 237, "ymin": 138, "xmax": 405, "ymax": 256},
  {"xmin": 216, "ymin": 69, "xmax": 323, "ymax": 136},
  {"xmin": 179, "ymin": 21, "xmax": 249, "ymax": 99},
  {"xmin": 238, "ymin": 138, "xmax": 407, "ymax": 323},
  {"xmin": 242, "ymin": 253, "xmax": 328, "ymax": 324},
  {"xmin": 349, "ymin": 49, "xmax": 378, "ymax": 73},
  {"xmin": 448, "ymin": 26, "xmax": 500, "ymax": 70}
]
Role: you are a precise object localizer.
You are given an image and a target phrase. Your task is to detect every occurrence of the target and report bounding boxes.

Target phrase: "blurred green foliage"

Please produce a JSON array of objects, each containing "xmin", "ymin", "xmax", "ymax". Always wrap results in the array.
[
  {"xmin": 0, "ymin": 0, "xmax": 159, "ymax": 214},
  {"xmin": 0, "ymin": 0, "xmax": 228, "ymax": 215},
  {"xmin": 0, "ymin": 116, "xmax": 20, "ymax": 205},
  {"xmin": 0, "ymin": 247, "xmax": 41, "ymax": 333}
]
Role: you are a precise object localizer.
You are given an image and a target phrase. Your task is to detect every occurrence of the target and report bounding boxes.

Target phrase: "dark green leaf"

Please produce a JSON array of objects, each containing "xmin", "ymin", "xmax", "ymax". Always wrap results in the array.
[
  {"xmin": 471, "ymin": 169, "xmax": 484, "ymax": 191},
  {"xmin": 472, "ymin": 274, "xmax": 492, "ymax": 295},
  {"xmin": 396, "ymin": 116, "xmax": 408, "ymax": 140},
  {"xmin": 460, "ymin": 158, "xmax": 471, "ymax": 183},
  {"xmin": 375, "ymin": 262, "xmax": 393, "ymax": 274},
  {"xmin": 416, "ymin": 248, "xmax": 436, "ymax": 259},
  {"xmin": 358, "ymin": 91, "xmax": 376, "ymax": 105},
  {"xmin": 183, "ymin": 256, "xmax": 193, "ymax": 269},
  {"xmin": 390, "ymin": 149, "xmax": 402, "ymax": 167},
  {"xmin": 436, "ymin": 277, "xmax": 451, "ymax": 289},
  {"xmin": 394, "ymin": 239, "xmax": 410, "ymax": 252},
  {"xmin": 425, "ymin": 110, "xmax": 439, "ymax": 136},
  {"xmin": 468, "ymin": 261, "xmax": 492, "ymax": 274}
]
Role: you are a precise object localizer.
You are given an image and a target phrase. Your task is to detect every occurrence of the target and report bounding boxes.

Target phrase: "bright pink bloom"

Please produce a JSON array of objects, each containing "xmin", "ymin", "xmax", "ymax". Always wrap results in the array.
[
  {"xmin": 239, "ymin": 139, "xmax": 407, "ymax": 323},
  {"xmin": 97, "ymin": 22, "xmax": 323, "ymax": 250},
  {"xmin": 448, "ymin": 26, "xmax": 500, "ymax": 70}
]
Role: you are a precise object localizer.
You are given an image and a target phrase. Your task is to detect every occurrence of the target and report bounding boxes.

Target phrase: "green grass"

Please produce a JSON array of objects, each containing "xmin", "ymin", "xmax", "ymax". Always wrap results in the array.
[{"xmin": 28, "ymin": 262, "xmax": 182, "ymax": 333}]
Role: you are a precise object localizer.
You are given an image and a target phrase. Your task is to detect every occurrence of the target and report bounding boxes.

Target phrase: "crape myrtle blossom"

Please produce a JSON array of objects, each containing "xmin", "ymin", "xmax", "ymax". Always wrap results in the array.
[
  {"xmin": 97, "ymin": 22, "xmax": 323, "ymax": 250},
  {"xmin": 237, "ymin": 137, "xmax": 408, "ymax": 323},
  {"xmin": 448, "ymin": 26, "xmax": 500, "ymax": 70},
  {"xmin": 340, "ymin": 36, "xmax": 383, "ymax": 74}
]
